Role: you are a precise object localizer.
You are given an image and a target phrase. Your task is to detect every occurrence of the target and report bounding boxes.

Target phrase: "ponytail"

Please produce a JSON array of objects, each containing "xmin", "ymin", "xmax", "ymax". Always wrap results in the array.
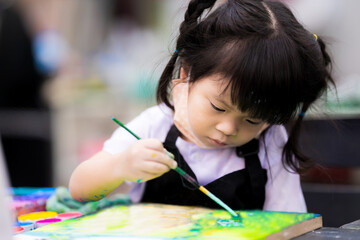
[
  {"xmin": 156, "ymin": 53, "xmax": 178, "ymax": 110},
  {"xmin": 283, "ymin": 104, "xmax": 312, "ymax": 173},
  {"xmin": 283, "ymin": 35, "xmax": 334, "ymax": 174},
  {"xmin": 317, "ymin": 37, "xmax": 332, "ymax": 67},
  {"xmin": 317, "ymin": 36, "xmax": 333, "ymax": 85},
  {"xmin": 156, "ymin": 0, "xmax": 217, "ymax": 108},
  {"xmin": 183, "ymin": 0, "xmax": 217, "ymax": 26}
]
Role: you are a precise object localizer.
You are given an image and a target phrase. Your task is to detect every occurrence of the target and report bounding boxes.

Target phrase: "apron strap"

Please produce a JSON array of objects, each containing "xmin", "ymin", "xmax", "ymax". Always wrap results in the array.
[
  {"xmin": 163, "ymin": 125, "xmax": 198, "ymax": 190},
  {"xmin": 237, "ymin": 139, "xmax": 267, "ymax": 209}
]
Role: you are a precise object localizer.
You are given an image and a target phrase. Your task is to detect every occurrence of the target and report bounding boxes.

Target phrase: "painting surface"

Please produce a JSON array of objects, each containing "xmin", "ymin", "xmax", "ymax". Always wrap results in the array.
[{"xmin": 15, "ymin": 204, "xmax": 320, "ymax": 240}]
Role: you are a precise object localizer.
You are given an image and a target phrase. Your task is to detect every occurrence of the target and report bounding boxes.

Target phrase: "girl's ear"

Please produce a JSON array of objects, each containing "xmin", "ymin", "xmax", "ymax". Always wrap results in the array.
[{"xmin": 180, "ymin": 67, "xmax": 189, "ymax": 80}]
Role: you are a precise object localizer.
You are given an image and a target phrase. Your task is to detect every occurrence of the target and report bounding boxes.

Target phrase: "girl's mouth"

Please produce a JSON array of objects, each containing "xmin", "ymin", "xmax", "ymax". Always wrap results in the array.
[{"xmin": 208, "ymin": 138, "xmax": 227, "ymax": 147}]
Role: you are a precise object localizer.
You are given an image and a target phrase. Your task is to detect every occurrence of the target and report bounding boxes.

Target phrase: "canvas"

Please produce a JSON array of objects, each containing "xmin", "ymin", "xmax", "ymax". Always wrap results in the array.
[{"xmin": 14, "ymin": 203, "xmax": 321, "ymax": 240}]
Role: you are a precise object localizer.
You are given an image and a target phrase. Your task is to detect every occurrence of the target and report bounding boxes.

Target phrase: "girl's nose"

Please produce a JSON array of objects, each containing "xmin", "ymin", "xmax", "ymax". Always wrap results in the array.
[{"xmin": 215, "ymin": 120, "xmax": 238, "ymax": 136}]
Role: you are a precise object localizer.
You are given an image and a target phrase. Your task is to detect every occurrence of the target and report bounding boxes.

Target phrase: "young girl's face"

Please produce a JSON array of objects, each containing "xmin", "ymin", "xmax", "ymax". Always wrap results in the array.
[{"xmin": 186, "ymin": 74, "xmax": 269, "ymax": 148}]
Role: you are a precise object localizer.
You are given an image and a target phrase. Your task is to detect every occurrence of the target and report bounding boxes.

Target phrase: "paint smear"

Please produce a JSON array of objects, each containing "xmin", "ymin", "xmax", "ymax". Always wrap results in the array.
[
  {"xmin": 36, "ymin": 218, "xmax": 62, "ymax": 228},
  {"xmin": 56, "ymin": 212, "xmax": 82, "ymax": 221}
]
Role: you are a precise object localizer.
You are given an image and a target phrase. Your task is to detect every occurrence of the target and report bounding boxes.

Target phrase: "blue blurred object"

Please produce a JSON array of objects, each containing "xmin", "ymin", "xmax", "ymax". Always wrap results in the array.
[{"xmin": 33, "ymin": 31, "xmax": 67, "ymax": 75}]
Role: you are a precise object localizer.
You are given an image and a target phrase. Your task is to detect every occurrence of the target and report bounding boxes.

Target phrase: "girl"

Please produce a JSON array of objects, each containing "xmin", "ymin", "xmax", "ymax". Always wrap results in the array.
[{"xmin": 69, "ymin": 0, "xmax": 333, "ymax": 212}]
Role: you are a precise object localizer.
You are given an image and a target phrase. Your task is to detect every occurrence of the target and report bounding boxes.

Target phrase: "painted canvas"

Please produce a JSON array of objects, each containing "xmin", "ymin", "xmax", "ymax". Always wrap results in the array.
[{"xmin": 14, "ymin": 203, "xmax": 321, "ymax": 240}]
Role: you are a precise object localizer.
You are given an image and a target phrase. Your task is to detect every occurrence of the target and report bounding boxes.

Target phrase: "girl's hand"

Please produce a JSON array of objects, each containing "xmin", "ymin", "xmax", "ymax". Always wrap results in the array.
[{"xmin": 118, "ymin": 139, "xmax": 177, "ymax": 183}]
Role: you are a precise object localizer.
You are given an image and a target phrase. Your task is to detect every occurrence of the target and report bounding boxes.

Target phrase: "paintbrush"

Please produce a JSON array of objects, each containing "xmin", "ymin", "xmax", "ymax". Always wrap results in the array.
[{"xmin": 112, "ymin": 117, "xmax": 240, "ymax": 219}]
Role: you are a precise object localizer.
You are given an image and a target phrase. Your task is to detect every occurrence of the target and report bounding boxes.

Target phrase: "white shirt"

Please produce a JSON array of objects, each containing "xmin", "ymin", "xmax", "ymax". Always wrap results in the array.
[{"xmin": 103, "ymin": 104, "xmax": 307, "ymax": 212}]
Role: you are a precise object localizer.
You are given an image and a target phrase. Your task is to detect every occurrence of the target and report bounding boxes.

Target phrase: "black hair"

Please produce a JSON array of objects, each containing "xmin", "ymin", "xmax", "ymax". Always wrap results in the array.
[{"xmin": 156, "ymin": 0, "xmax": 334, "ymax": 173}]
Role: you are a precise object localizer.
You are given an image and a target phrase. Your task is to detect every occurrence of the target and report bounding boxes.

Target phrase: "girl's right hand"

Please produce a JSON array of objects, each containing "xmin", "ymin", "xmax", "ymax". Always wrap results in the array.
[{"xmin": 118, "ymin": 139, "xmax": 177, "ymax": 183}]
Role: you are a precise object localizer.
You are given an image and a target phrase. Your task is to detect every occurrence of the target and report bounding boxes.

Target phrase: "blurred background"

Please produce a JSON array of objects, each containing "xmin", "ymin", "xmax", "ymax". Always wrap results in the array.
[{"xmin": 0, "ymin": 0, "xmax": 359, "ymax": 227}]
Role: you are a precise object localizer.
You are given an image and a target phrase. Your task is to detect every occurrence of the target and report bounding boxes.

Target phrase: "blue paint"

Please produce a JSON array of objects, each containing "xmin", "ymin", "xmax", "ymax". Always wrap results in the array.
[{"xmin": 217, "ymin": 219, "xmax": 244, "ymax": 227}]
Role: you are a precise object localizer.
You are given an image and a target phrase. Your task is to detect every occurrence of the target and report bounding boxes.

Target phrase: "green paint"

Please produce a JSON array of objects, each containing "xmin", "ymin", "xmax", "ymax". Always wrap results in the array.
[
  {"xmin": 24, "ymin": 204, "xmax": 321, "ymax": 239},
  {"xmin": 137, "ymin": 179, "xmax": 143, "ymax": 183}
]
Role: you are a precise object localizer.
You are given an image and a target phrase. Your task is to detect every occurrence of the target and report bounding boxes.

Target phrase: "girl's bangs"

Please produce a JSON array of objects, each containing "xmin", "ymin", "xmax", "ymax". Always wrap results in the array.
[{"xmin": 214, "ymin": 37, "xmax": 304, "ymax": 124}]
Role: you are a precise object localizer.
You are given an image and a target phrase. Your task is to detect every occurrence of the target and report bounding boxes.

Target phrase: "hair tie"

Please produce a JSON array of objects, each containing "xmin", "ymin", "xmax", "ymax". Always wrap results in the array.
[
  {"xmin": 299, "ymin": 112, "xmax": 305, "ymax": 117},
  {"xmin": 313, "ymin": 34, "xmax": 318, "ymax": 41}
]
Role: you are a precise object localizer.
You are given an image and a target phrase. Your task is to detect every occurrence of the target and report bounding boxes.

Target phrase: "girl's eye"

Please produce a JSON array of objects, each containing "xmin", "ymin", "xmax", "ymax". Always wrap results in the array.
[
  {"xmin": 246, "ymin": 119, "xmax": 261, "ymax": 125},
  {"xmin": 210, "ymin": 102, "xmax": 225, "ymax": 112}
]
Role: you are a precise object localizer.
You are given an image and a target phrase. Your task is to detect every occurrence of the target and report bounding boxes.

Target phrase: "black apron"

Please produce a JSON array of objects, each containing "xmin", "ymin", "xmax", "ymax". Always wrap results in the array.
[{"xmin": 141, "ymin": 125, "xmax": 267, "ymax": 210}]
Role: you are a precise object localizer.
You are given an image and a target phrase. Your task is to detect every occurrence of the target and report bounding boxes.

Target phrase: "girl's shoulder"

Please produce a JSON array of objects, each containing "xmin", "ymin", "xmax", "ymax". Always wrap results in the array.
[
  {"xmin": 103, "ymin": 104, "xmax": 174, "ymax": 154},
  {"xmin": 126, "ymin": 103, "xmax": 174, "ymax": 140},
  {"xmin": 264, "ymin": 125, "xmax": 288, "ymax": 145},
  {"xmin": 137, "ymin": 103, "xmax": 174, "ymax": 122}
]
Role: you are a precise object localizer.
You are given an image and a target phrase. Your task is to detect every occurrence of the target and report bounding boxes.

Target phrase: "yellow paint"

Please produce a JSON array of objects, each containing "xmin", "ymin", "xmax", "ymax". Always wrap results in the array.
[
  {"xmin": 18, "ymin": 211, "xmax": 58, "ymax": 222},
  {"xmin": 152, "ymin": 153, "xmax": 156, "ymax": 158},
  {"xmin": 199, "ymin": 186, "xmax": 209, "ymax": 194}
]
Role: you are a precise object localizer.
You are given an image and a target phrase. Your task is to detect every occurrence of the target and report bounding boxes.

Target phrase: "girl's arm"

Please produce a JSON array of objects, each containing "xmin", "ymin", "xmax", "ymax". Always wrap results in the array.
[
  {"xmin": 69, "ymin": 139, "xmax": 177, "ymax": 202},
  {"xmin": 69, "ymin": 151, "xmax": 126, "ymax": 202}
]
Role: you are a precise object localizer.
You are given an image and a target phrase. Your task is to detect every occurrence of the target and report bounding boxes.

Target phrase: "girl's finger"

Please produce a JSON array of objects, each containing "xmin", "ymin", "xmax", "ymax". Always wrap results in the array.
[
  {"xmin": 143, "ymin": 148, "xmax": 177, "ymax": 169},
  {"xmin": 137, "ymin": 169, "xmax": 164, "ymax": 182},
  {"xmin": 140, "ymin": 161, "xmax": 171, "ymax": 175}
]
